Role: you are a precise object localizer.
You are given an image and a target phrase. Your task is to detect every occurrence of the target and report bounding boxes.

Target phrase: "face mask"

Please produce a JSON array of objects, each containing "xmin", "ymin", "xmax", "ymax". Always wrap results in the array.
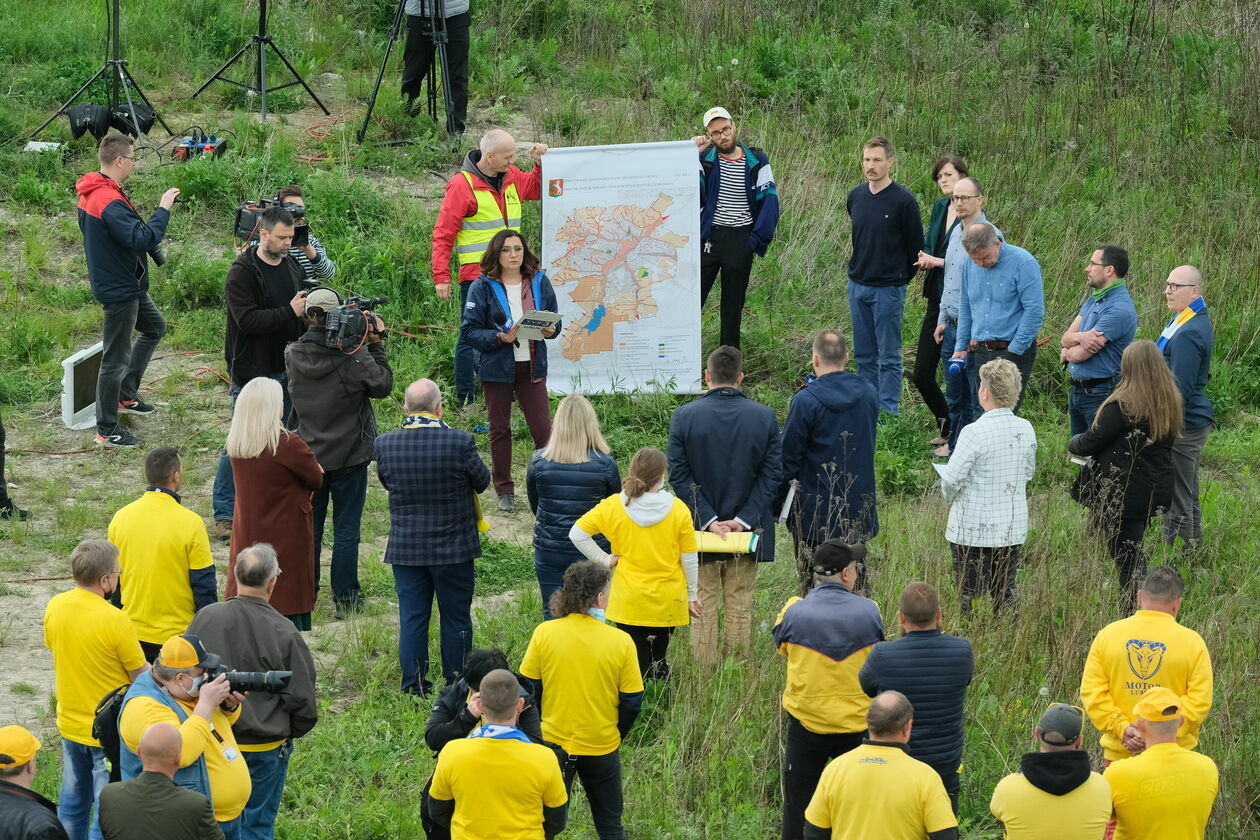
[
  {"xmin": 587, "ymin": 607, "xmax": 607, "ymax": 623},
  {"xmin": 185, "ymin": 674, "xmax": 207, "ymax": 697}
]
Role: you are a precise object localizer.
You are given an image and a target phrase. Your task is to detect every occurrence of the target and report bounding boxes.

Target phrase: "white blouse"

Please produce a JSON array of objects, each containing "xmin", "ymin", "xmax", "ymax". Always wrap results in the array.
[{"xmin": 938, "ymin": 407, "xmax": 1037, "ymax": 547}]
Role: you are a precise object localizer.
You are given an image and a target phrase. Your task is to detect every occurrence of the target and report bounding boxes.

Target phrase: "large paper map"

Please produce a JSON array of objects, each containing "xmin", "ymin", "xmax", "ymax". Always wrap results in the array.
[{"xmin": 541, "ymin": 141, "xmax": 702, "ymax": 394}]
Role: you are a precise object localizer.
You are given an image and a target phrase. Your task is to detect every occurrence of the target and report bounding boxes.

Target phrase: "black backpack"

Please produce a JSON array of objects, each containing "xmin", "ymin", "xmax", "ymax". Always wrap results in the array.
[{"xmin": 92, "ymin": 684, "xmax": 130, "ymax": 783}]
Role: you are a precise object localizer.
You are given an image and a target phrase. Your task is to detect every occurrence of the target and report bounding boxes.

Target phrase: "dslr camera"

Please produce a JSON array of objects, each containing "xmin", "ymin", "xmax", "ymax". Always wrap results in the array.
[
  {"xmin": 233, "ymin": 197, "xmax": 309, "ymax": 248},
  {"xmin": 204, "ymin": 663, "xmax": 293, "ymax": 694},
  {"xmin": 322, "ymin": 295, "xmax": 389, "ymax": 350}
]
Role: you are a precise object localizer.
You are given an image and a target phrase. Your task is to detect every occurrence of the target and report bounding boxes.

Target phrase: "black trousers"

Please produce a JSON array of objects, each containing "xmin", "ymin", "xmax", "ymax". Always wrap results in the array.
[
  {"xmin": 931, "ymin": 762, "xmax": 961, "ymax": 815},
  {"xmin": 781, "ymin": 715, "xmax": 864, "ymax": 840},
  {"xmin": 951, "ymin": 543, "xmax": 1020, "ymax": 614},
  {"xmin": 139, "ymin": 640, "xmax": 163, "ymax": 664},
  {"xmin": 617, "ymin": 623, "xmax": 673, "ymax": 681},
  {"xmin": 0, "ymin": 412, "xmax": 7, "ymax": 500},
  {"xmin": 564, "ymin": 750, "xmax": 625, "ymax": 840},
  {"xmin": 1108, "ymin": 515, "xmax": 1151, "ymax": 604},
  {"xmin": 911, "ymin": 300, "xmax": 950, "ymax": 436},
  {"xmin": 700, "ymin": 224, "xmax": 755, "ymax": 349},
  {"xmin": 966, "ymin": 343, "xmax": 1036, "ymax": 418},
  {"xmin": 402, "ymin": 12, "xmax": 471, "ymax": 134}
]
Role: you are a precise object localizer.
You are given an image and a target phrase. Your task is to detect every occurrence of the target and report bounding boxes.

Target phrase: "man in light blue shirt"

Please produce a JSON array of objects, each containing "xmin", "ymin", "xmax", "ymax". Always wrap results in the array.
[
  {"xmin": 951, "ymin": 222, "xmax": 1044, "ymax": 418},
  {"xmin": 1059, "ymin": 246, "xmax": 1138, "ymax": 435}
]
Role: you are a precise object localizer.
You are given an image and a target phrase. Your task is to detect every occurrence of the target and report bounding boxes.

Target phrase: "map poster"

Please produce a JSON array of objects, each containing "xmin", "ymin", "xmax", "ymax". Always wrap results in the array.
[{"xmin": 541, "ymin": 141, "xmax": 702, "ymax": 394}]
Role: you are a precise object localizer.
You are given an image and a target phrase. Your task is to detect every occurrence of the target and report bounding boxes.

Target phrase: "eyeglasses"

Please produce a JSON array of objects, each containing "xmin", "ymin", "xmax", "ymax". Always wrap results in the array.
[
  {"xmin": 1165, "ymin": 282, "xmax": 1198, "ymax": 290},
  {"xmin": 950, "ymin": 194, "xmax": 979, "ymax": 202},
  {"xmin": 118, "ymin": 155, "xmax": 135, "ymax": 162},
  {"xmin": 1088, "ymin": 261, "xmax": 1105, "ymax": 267},
  {"xmin": 707, "ymin": 125, "xmax": 734, "ymax": 139}
]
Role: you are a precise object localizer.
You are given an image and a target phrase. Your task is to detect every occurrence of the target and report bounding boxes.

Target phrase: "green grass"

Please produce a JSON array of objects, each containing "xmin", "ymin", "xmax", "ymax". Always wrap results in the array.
[{"xmin": 2, "ymin": 0, "xmax": 1259, "ymax": 836}]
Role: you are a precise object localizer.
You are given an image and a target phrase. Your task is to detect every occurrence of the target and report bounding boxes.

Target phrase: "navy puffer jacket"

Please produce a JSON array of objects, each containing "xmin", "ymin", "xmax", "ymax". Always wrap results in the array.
[
  {"xmin": 858, "ymin": 629, "xmax": 974, "ymax": 771},
  {"xmin": 526, "ymin": 450, "xmax": 621, "ymax": 555}
]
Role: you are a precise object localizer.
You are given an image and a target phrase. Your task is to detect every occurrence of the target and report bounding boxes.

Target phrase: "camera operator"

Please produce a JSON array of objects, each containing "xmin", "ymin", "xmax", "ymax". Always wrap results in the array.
[
  {"xmin": 212, "ymin": 205, "xmax": 309, "ymax": 543},
  {"xmin": 188, "ymin": 544, "xmax": 317, "ymax": 840},
  {"xmin": 117, "ymin": 635, "xmax": 251, "ymax": 839},
  {"xmin": 286, "ymin": 288, "xmax": 393, "ymax": 618},
  {"xmin": 76, "ymin": 132, "xmax": 180, "ymax": 448},
  {"xmin": 240, "ymin": 186, "xmax": 336, "ymax": 286}
]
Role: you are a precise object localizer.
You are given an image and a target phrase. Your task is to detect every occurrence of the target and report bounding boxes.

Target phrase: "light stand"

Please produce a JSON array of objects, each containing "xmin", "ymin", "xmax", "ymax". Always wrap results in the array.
[
  {"xmin": 30, "ymin": 0, "xmax": 171, "ymax": 139},
  {"xmin": 192, "ymin": 0, "xmax": 330, "ymax": 120},
  {"xmin": 356, "ymin": 0, "xmax": 455, "ymax": 143}
]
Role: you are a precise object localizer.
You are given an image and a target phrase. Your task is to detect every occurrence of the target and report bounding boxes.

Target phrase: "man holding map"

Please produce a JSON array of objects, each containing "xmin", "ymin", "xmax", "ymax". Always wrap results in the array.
[{"xmin": 694, "ymin": 107, "xmax": 780, "ymax": 350}]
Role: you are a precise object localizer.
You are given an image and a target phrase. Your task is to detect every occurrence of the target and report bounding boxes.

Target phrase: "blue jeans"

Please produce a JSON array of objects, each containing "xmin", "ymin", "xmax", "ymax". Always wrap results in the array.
[
  {"xmin": 96, "ymin": 294, "xmax": 166, "ymax": 434},
  {"xmin": 241, "ymin": 743, "xmax": 291, "ymax": 840},
  {"xmin": 312, "ymin": 464, "xmax": 368, "ymax": 607},
  {"xmin": 212, "ymin": 373, "xmax": 292, "ymax": 522},
  {"xmin": 392, "ymin": 562, "xmax": 475, "ymax": 695},
  {"xmin": 536, "ymin": 549, "xmax": 582, "ymax": 620},
  {"xmin": 454, "ymin": 281, "xmax": 477, "ymax": 405},
  {"xmin": 939, "ymin": 322, "xmax": 973, "ymax": 451},
  {"xmin": 219, "ymin": 816, "xmax": 242, "ymax": 840},
  {"xmin": 58, "ymin": 740, "xmax": 108, "ymax": 840},
  {"xmin": 1068, "ymin": 378, "xmax": 1117, "ymax": 436},
  {"xmin": 847, "ymin": 281, "xmax": 907, "ymax": 413}
]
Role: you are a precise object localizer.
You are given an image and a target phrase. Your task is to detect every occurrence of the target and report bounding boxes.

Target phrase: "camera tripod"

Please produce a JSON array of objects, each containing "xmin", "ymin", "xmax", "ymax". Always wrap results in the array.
[
  {"xmin": 30, "ymin": 0, "xmax": 172, "ymax": 139},
  {"xmin": 192, "ymin": 0, "xmax": 330, "ymax": 120},
  {"xmin": 356, "ymin": 0, "xmax": 456, "ymax": 142}
]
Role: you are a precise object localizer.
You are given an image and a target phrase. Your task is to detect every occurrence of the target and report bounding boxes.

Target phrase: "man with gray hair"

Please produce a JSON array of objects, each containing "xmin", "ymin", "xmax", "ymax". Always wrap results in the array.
[
  {"xmin": 803, "ymin": 691, "xmax": 958, "ymax": 839},
  {"xmin": 949, "ymin": 221, "xmax": 1044, "ymax": 417},
  {"xmin": 188, "ymin": 545, "xmax": 318, "ymax": 840},
  {"xmin": 431, "ymin": 130, "xmax": 548, "ymax": 406}
]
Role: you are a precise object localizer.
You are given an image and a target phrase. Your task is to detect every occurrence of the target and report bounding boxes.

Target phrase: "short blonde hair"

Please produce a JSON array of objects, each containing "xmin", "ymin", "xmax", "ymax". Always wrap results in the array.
[
  {"xmin": 978, "ymin": 358, "xmax": 1021, "ymax": 409},
  {"xmin": 226, "ymin": 378, "xmax": 285, "ymax": 459},
  {"xmin": 71, "ymin": 540, "xmax": 119, "ymax": 585},
  {"xmin": 540, "ymin": 395, "xmax": 609, "ymax": 464}
]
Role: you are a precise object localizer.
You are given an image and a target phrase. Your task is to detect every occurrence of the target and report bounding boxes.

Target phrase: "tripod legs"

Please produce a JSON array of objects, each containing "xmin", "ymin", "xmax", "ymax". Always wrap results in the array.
[
  {"xmin": 357, "ymin": 0, "xmax": 408, "ymax": 142},
  {"xmin": 117, "ymin": 63, "xmax": 173, "ymax": 135},
  {"xmin": 30, "ymin": 61, "xmax": 170, "ymax": 140},
  {"xmin": 31, "ymin": 66, "xmax": 109, "ymax": 137},
  {"xmin": 191, "ymin": 34, "xmax": 330, "ymax": 118}
]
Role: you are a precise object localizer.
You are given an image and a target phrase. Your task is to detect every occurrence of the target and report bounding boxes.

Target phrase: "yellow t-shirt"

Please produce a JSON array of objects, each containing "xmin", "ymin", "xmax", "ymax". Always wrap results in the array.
[
  {"xmin": 119, "ymin": 695, "xmax": 252, "ymax": 822},
  {"xmin": 429, "ymin": 735, "xmax": 568, "ymax": 840},
  {"xmin": 519, "ymin": 613, "xmax": 644, "ymax": 756},
  {"xmin": 574, "ymin": 494, "xmax": 697, "ymax": 627},
  {"xmin": 989, "ymin": 767, "xmax": 1112, "ymax": 840},
  {"xmin": 1079, "ymin": 610, "xmax": 1213, "ymax": 762},
  {"xmin": 804, "ymin": 742, "xmax": 957, "ymax": 839},
  {"xmin": 108, "ymin": 491, "xmax": 216, "ymax": 644},
  {"xmin": 1104, "ymin": 742, "xmax": 1218, "ymax": 840},
  {"xmin": 43, "ymin": 588, "xmax": 148, "ymax": 746}
]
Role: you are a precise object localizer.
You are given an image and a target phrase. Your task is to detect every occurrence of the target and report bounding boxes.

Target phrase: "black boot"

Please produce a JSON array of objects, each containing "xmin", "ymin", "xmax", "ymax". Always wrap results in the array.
[{"xmin": 0, "ymin": 498, "xmax": 28, "ymax": 521}]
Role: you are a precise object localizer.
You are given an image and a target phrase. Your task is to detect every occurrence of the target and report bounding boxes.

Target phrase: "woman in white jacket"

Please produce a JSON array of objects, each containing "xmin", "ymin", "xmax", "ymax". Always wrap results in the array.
[
  {"xmin": 936, "ymin": 358, "xmax": 1036, "ymax": 614},
  {"xmin": 570, "ymin": 447, "xmax": 700, "ymax": 680}
]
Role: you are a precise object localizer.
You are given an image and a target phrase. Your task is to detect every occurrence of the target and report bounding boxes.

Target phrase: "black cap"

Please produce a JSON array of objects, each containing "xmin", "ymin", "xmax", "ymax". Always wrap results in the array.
[
  {"xmin": 1037, "ymin": 704, "xmax": 1083, "ymax": 746},
  {"xmin": 812, "ymin": 540, "xmax": 867, "ymax": 576}
]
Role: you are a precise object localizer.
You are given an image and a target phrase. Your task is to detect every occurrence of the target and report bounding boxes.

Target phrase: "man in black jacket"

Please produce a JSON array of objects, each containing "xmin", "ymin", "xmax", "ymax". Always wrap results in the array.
[
  {"xmin": 75, "ymin": 133, "xmax": 181, "ymax": 448},
  {"xmin": 187, "ymin": 545, "xmax": 318, "ymax": 840},
  {"xmin": 0, "ymin": 725, "xmax": 69, "ymax": 840},
  {"xmin": 859, "ymin": 582, "xmax": 973, "ymax": 813},
  {"xmin": 212, "ymin": 204, "xmax": 309, "ymax": 542},
  {"xmin": 668, "ymin": 345, "xmax": 780, "ymax": 666},
  {"xmin": 287, "ymin": 288, "xmax": 393, "ymax": 618}
]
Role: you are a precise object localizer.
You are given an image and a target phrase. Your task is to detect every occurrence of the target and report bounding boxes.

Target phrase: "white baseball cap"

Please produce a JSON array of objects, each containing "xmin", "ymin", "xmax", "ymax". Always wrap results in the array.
[{"xmin": 702, "ymin": 107, "xmax": 732, "ymax": 127}]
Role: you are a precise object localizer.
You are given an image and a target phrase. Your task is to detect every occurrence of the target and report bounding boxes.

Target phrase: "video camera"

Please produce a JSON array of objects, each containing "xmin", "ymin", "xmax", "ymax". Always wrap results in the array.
[
  {"xmin": 205, "ymin": 664, "xmax": 293, "ymax": 694},
  {"xmin": 322, "ymin": 295, "xmax": 389, "ymax": 350},
  {"xmin": 233, "ymin": 197, "xmax": 309, "ymax": 248}
]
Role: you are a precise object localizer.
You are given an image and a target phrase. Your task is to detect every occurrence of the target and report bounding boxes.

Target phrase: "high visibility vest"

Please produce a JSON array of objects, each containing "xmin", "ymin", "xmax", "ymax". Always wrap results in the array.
[{"xmin": 455, "ymin": 171, "xmax": 522, "ymax": 266}]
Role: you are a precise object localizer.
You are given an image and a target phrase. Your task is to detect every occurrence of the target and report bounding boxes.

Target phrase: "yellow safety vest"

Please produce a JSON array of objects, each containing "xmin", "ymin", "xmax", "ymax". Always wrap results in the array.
[{"xmin": 455, "ymin": 171, "xmax": 522, "ymax": 266}]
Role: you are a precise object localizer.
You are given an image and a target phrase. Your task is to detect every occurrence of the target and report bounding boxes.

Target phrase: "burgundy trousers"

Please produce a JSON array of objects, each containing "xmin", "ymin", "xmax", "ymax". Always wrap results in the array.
[{"xmin": 483, "ymin": 361, "xmax": 552, "ymax": 496}]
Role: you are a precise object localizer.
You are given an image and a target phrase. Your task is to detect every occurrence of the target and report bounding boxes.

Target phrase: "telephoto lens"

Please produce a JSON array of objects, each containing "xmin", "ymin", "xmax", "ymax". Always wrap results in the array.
[{"xmin": 224, "ymin": 670, "xmax": 293, "ymax": 694}]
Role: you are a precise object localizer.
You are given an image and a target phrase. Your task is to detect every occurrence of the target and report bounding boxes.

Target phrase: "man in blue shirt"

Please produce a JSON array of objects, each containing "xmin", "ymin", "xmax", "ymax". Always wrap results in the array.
[
  {"xmin": 1059, "ymin": 246, "xmax": 1138, "ymax": 435},
  {"xmin": 950, "ymin": 223, "xmax": 1044, "ymax": 417},
  {"xmin": 1159, "ymin": 265, "xmax": 1213, "ymax": 549}
]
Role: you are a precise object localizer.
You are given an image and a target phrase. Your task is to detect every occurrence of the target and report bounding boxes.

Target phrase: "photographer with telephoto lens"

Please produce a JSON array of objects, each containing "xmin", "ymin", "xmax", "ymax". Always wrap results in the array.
[{"xmin": 188, "ymin": 544, "xmax": 317, "ymax": 840}]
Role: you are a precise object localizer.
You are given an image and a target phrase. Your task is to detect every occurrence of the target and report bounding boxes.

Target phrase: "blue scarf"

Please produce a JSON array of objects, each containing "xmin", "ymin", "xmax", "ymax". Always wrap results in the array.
[
  {"xmin": 468, "ymin": 724, "xmax": 532, "ymax": 743},
  {"xmin": 1156, "ymin": 297, "xmax": 1206, "ymax": 352}
]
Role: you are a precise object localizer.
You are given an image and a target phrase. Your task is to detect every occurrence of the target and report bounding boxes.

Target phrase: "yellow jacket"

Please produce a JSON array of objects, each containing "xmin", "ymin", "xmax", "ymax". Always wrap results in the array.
[{"xmin": 1079, "ymin": 610, "xmax": 1212, "ymax": 762}]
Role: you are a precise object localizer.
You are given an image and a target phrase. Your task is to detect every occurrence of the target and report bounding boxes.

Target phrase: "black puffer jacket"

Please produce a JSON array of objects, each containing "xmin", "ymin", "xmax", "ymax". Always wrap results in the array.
[
  {"xmin": 424, "ymin": 673, "xmax": 544, "ymax": 754},
  {"xmin": 0, "ymin": 780, "xmax": 68, "ymax": 839},
  {"xmin": 526, "ymin": 450, "xmax": 620, "ymax": 555},
  {"xmin": 858, "ymin": 629, "xmax": 974, "ymax": 771}
]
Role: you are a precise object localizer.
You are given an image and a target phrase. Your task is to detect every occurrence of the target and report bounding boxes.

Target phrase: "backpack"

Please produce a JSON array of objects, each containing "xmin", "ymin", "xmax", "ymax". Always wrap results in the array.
[{"xmin": 92, "ymin": 684, "xmax": 130, "ymax": 783}]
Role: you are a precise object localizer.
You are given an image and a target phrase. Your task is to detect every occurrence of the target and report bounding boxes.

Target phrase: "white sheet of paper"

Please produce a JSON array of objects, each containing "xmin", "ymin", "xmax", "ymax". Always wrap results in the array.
[
  {"xmin": 932, "ymin": 462, "xmax": 949, "ymax": 478},
  {"xmin": 515, "ymin": 310, "xmax": 561, "ymax": 340}
]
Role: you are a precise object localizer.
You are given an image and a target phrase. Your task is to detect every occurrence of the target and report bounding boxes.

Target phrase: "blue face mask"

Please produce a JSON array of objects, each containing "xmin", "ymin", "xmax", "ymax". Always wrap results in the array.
[{"xmin": 587, "ymin": 607, "xmax": 607, "ymax": 623}]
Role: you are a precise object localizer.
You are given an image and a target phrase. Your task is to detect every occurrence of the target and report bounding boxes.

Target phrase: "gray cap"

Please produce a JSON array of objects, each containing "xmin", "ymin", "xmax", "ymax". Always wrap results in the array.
[
  {"xmin": 304, "ymin": 287, "xmax": 341, "ymax": 314},
  {"xmin": 1037, "ymin": 704, "xmax": 1083, "ymax": 746}
]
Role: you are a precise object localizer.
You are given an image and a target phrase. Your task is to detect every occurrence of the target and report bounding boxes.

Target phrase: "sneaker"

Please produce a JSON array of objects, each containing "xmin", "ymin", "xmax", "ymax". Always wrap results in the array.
[
  {"xmin": 404, "ymin": 97, "xmax": 422, "ymax": 118},
  {"xmin": 118, "ymin": 398, "xmax": 156, "ymax": 415},
  {"xmin": 213, "ymin": 520, "xmax": 232, "ymax": 543},
  {"xmin": 96, "ymin": 428, "xmax": 141, "ymax": 447},
  {"xmin": 0, "ymin": 500, "xmax": 29, "ymax": 521},
  {"xmin": 497, "ymin": 494, "xmax": 515, "ymax": 513}
]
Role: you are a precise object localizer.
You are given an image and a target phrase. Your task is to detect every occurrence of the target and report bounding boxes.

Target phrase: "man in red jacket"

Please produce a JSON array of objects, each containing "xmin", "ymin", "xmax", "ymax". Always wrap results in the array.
[
  {"xmin": 76, "ymin": 133, "xmax": 180, "ymax": 447},
  {"xmin": 431, "ymin": 129, "xmax": 546, "ymax": 406}
]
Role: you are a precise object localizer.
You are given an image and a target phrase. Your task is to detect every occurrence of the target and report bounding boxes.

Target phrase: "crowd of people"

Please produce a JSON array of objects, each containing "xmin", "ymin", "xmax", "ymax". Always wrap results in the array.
[{"xmin": 0, "ymin": 112, "xmax": 1226, "ymax": 839}]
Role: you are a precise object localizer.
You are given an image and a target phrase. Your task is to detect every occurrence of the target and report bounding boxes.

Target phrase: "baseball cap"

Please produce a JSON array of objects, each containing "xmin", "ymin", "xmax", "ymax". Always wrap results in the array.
[
  {"xmin": 1133, "ymin": 687, "xmax": 1183, "ymax": 722},
  {"xmin": 304, "ymin": 287, "xmax": 341, "ymax": 314},
  {"xmin": 811, "ymin": 540, "xmax": 867, "ymax": 576},
  {"xmin": 0, "ymin": 725, "xmax": 41, "ymax": 769},
  {"xmin": 1037, "ymin": 703, "xmax": 1083, "ymax": 746},
  {"xmin": 702, "ymin": 106, "xmax": 732, "ymax": 127},
  {"xmin": 159, "ymin": 634, "xmax": 221, "ymax": 671}
]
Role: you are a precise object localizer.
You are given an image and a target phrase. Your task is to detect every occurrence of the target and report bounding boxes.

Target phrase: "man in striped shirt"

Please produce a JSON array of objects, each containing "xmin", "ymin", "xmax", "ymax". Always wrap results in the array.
[
  {"xmin": 266, "ymin": 185, "xmax": 337, "ymax": 286},
  {"xmin": 695, "ymin": 107, "xmax": 781, "ymax": 350}
]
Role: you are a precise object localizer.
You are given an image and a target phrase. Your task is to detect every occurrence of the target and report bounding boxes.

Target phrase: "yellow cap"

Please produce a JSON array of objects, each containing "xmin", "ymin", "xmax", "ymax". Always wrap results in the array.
[
  {"xmin": 0, "ymin": 725, "xmax": 41, "ymax": 768},
  {"xmin": 1133, "ymin": 687, "xmax": 1183, "ymax": 722}
]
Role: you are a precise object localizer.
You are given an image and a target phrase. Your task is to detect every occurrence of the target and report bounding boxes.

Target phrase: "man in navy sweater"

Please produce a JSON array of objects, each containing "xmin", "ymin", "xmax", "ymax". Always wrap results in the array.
[
  {"xmin": 846, "ymin": 136, "xmax": 924, "ymax": 415},
  {"xmin": 859, "ymin": 582, "xmax": 974, "ymax": 813}
]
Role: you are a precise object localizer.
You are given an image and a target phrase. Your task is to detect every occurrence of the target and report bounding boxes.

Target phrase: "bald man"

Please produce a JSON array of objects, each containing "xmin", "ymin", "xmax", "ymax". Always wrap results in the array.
[
  {"xmin": 431, "ymin": 130, "xmax": 549, "ymax": 407},
  {"xmin": 1158, "ymin": 265, "xmax": 1213, "ymax": 549},
  {"xmin": 99, "ymin": 724, "xmax": 223, "ymax": 840}
]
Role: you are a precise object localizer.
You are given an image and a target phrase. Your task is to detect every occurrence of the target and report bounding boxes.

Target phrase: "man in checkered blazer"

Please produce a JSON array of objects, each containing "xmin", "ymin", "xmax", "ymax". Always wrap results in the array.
[{"xmin": 375, "ymin": 378, "xmax": 491, "ymax": 698}]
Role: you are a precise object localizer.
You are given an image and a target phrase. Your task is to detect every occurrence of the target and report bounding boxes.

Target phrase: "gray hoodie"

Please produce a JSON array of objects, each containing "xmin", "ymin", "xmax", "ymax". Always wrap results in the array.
[{"xmin": 569, "ymin": 488, "xmax": 699, "ymax": 599}]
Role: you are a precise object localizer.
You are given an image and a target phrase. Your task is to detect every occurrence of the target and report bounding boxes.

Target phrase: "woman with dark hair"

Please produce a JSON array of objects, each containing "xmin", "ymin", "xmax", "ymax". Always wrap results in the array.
[
  {"xmin": 569, "ymin": 447, "xmax": 700, "ymax": 680},
  {"xmin": 520, "ymin": 561, "xmax": 644, "ymax": 840},
  {"xmin": 913, "ymin": 155, "xmax": 968, "ymax": 450},
  {"xmin": 460, "ymin": 229, "xmax": 561, "ymax": 513},
  {"xmin": 1069, "ymin": 340, "xmax": 1182, "ymax": 599}
]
